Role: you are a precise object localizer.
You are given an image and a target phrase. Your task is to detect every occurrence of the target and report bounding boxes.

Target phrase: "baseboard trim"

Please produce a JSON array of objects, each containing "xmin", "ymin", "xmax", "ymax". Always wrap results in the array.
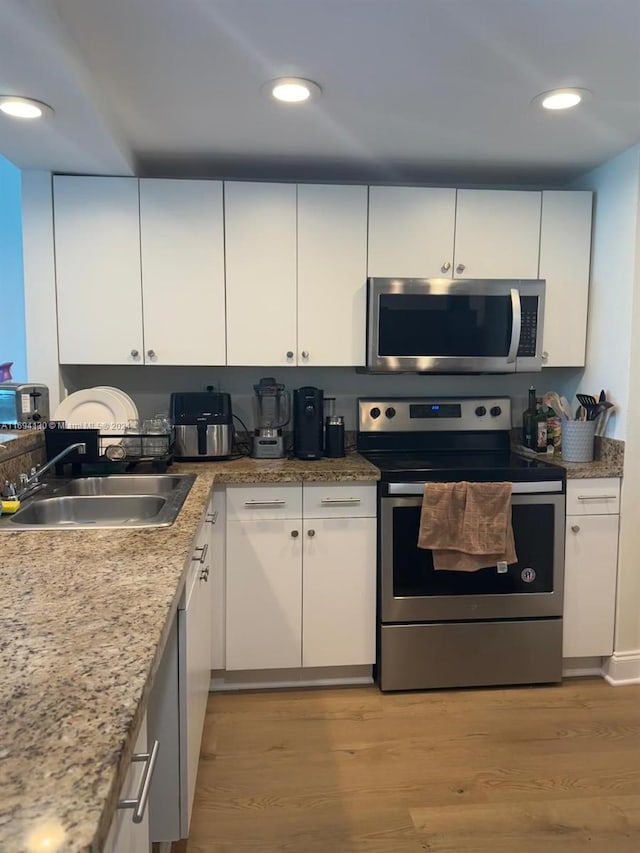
[
  {"xmin": 602, "ymin": 649, "xmax": 640, "ymax": 685},
  {"xmin": 210, "ymin": 664, "xmax": 374, "ymax": 692},
  {"xmin": 563, "ymin": 657, "xmax": 603, "ymax": 678}
]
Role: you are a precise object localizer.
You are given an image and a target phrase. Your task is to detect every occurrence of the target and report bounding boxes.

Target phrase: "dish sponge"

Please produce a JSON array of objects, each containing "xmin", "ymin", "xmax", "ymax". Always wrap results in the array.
[{"xmin": 1, "ymin": 499, "xmax": 21, "ymax": 514}]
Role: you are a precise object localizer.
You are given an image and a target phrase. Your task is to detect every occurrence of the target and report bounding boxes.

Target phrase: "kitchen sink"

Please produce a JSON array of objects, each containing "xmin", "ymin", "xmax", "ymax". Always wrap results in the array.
[
  {"xmin": 64, "ymin": 475, "xmax": 184, "ymax": 496},
  {"xmin": 1, "ymin": 473, "xmax": 196, "ymax": 530}
]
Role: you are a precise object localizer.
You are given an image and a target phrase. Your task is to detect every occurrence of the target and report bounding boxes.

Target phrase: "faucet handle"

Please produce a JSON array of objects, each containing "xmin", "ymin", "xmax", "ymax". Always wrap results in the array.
[
  {"xmin": 4, "ymin": 481, "xmax": 17, "ymax": 499},
  {"xmin": 18, "ymin": 473, "xmax": 29, "ymax": 487}
]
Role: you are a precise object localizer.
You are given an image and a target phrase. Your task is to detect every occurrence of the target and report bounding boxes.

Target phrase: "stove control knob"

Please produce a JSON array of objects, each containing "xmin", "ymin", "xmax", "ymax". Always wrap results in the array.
[
  {"xmin": 475, "ymin": 406, "xmax": 487, "ymax": 417},
  {"xmin": 370, "ymin": 407, "xmax": 381, "ymax": 419},
  {"xmin": 385, "ymin": 407, "xmax": 396, "ymax": 419},
  {"xmin": 490, "ymin": 406, "xmax": 502, "ymax": 417}
]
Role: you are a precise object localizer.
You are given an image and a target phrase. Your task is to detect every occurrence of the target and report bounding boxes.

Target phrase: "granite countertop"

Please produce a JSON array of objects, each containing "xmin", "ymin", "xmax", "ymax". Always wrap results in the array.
[
  {"xmin": 0, "ymin": 429, "xmax": 44, "ymax": 459},
  {"xmin": 0, "ymin": 453, "xmax": 378, "ymax": 853},
  {"xmin": 170, "ymin": 450, "xmax": 380, "ymax": 482},
  {"xmin": 513, "ymin": 438, "xmax": 624, "ymax": 480}
]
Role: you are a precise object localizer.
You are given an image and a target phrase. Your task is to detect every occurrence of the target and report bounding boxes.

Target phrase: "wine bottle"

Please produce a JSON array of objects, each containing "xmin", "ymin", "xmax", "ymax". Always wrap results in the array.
[{"xmin": 522, "ymin": 386, "xmax": 537, "ymax": 450}]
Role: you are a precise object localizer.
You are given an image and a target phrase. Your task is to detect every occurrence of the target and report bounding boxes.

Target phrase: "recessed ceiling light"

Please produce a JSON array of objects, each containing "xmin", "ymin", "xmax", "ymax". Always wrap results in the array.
[
  {"xmin": 0, "ymin": 96, "xmax": 53, "ymax": 119},
  {"xmin": 263, "ymin": 78, "xmax": 322, "ymax": 104},
  {"xmin": 532, "ymin": 87, "xmax": 591, "ymax": 111}
]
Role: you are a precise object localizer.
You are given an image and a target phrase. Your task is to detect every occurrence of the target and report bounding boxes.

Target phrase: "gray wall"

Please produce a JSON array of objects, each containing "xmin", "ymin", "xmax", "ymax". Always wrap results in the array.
[{"xmin": 61, "ymin": 364, "xmax": 584, "ymax": 432}]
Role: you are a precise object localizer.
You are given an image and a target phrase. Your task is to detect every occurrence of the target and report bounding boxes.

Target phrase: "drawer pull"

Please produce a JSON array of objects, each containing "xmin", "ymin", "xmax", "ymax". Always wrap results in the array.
[
  {"xmin": 118, "ymin": 739, "xmax": 160, "ymax": 824},
  {"xmin": 205, "ymin": 511, "xmax": 218, "ymax": 524},
  {"xmin": 320, "ymin": 498, "xmax": 361, "ymax": 505},
  {"xmin": 192, "ymin": 543, "xmax": 209, "ymax": 564},
  {"xmin": 244, "ymin": 500, "xmax": 286, "ymax": 507},
  {"xmin": 577, "ymin": 495, "xmax": 617, "ymax": 501},
  {"xmin": 571, "ymin": 525, "xmax": 580, "ymax": 533}
]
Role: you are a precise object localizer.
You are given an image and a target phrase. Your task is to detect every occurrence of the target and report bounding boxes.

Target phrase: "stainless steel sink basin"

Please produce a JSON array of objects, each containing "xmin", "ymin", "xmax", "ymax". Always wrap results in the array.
[
  {"xmin": 64, "ymin": 475, "xmax": 184, "ymax": 496},
  {"xmin": 11, "ymin": 495, "xmax": 166, "ymax": 527},
  {"xmin": 1, "ymin": 473, "xmax": 196, "ymax": 530}
]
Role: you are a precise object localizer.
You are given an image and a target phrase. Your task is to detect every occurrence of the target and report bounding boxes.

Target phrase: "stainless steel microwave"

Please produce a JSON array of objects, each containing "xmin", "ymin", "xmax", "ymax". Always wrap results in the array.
[{"xmin": 366, "ymin": 278, "xmax": 545, "ymax": 373}]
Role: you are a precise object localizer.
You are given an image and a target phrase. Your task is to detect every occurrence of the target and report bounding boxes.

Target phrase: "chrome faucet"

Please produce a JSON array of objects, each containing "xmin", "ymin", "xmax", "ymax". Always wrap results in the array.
[{"xmin": 15, "ymin": 442, "xmax": 86, "ymax": 500}]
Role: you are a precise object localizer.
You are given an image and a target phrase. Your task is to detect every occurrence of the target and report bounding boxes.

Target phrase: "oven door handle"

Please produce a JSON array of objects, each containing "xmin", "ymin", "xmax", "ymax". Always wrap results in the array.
[
  {"xmin": 386, "ymin": 481, "xmax": 563, "ymax": 496},
  {"xmin": 507, "ymin": 287, "xmax": 522, "ymax": 365}
]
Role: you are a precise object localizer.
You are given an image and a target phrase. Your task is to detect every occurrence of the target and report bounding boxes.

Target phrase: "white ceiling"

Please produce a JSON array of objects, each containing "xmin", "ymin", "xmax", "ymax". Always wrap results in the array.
[{"xmin": 0, "ymin": 0, "xmax": 639, "ymax": 184}]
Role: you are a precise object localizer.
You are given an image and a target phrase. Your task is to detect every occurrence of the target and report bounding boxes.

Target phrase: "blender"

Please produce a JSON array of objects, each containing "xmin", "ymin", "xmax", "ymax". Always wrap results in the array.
[{"xmin": 252, "ymin": 377, "xmax": 291, "ymax": 458}]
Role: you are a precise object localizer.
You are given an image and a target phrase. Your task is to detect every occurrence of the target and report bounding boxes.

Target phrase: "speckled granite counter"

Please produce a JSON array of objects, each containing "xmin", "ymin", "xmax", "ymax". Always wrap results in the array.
[
  {"xmin": 0, "ymin": 453, "xmax": 378, "ymax": 853},
  {"xmin": 170, "ymin": 451, "xmax": 380, "ymax": 482},
  {"xmin": 513, "ymin": 436, "xmax": 624, "ymax": 479}
]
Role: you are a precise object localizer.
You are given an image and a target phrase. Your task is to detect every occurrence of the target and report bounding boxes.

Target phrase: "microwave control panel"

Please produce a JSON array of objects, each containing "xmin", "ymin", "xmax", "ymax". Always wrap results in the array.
[{"xmin": 517, "ymin": 296, "xmax": 539, "ymax": 358}]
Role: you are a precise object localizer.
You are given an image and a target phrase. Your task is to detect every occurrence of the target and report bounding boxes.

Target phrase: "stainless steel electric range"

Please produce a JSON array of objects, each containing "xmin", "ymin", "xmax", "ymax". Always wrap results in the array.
[{"xmin": 356, "ymin": 396, "xmax": 566, "ymax": 692}]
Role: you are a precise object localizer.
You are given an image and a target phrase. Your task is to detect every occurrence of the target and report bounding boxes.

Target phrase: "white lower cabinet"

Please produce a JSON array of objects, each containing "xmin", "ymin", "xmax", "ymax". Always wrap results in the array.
[
  {"xmin": 563, "ymin": 479, "xmax": 620, "ymax": 659},
  {"xmin": 148, "ymin": 509, "xmax": 214, "ymax": 843},
  {"xmin": 302, "ymin": 517, "xmax": 376, "ymax": 667},
  {"xmin": 208, "ymin": 489, "xmax": 226, "ymax": 670},
  {"xmin": 104, "ymin": 714, "xmax": 151, "ymax": 853},
  {"xmin": 226, "ymin": 519, "xmax": 303, "ymax": 670},
  {"xmin": 225, "ymin": 483, "xmax": 376, "ymax": 673}
]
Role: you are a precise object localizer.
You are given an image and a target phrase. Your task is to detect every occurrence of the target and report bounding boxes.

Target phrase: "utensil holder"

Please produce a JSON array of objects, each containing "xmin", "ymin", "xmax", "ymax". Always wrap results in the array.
[{"xmin": 561, "ymin": 420, "xmax": 596, "ymax": 462}]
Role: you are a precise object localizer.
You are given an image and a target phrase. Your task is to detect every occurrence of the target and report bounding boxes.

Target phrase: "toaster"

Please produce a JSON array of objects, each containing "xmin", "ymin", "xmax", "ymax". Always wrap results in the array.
[{"xmin": 0, "ymin": 383, "xmax": 50, "ymax": 426}]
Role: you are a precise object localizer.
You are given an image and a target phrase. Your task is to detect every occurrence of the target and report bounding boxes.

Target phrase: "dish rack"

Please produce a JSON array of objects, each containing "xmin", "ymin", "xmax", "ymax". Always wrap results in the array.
[{"xmin": 44, "ymin": 425, "xmax": 175, "ymax": 473}]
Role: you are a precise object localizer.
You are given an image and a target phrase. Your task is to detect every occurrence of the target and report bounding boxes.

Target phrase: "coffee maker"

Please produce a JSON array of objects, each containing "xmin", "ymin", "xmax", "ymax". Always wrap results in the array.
[
  {"xmin": 293, "ymin": 387, "xmax": 324, "ymax": 460},
  {"xmin": 252, "ymin": 377, "xmax": 290, "ymax": 459}
]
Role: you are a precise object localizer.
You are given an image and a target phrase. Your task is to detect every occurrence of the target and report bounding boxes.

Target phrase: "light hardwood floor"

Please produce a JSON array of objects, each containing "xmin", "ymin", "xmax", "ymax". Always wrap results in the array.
[{"xmin": 175, "ymin": 679, "xmax": 640, "ymax": 852}]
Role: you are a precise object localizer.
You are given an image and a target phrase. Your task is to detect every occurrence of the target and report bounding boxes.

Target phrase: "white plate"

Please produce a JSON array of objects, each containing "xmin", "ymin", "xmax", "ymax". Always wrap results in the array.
[
  {"xmin": 52, "ymin": 388, "xmax": 130, "ymax": 452},
  {"xmin": 94, "ymin": 386, "xmax": 139, "ymax": 425}
]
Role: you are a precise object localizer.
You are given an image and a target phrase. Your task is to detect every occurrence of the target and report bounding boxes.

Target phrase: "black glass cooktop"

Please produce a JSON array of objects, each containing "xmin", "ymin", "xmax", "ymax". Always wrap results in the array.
[{"xmin": 360, "ymin": 450, "xmax": 565, "ymax": 483}]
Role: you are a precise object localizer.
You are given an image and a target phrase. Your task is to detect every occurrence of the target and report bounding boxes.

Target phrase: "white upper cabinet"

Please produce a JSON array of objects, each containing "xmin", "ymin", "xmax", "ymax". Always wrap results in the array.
[
  {"xmin": 539, "ymin": 190, "xmax": 593, "ymax": 368},
  {"xmin": 297, "ymin": 184, "xmax": 368, "ymax": 366},
  {"xmin": 453, "ymin": 189, "xmax": 542, "ymax": 279},
  {"xmin": 54, "ymin": 176, "xmax": 143, "ymax": 365},
  {"xmin": 367, "ymin": 186, "xmax": 456, "ymax": 278},
  {"xmin": 224, "ymin": 182, "xmax": 297, "ymax": 366},
  {"xmin": 139, "ymin": 179, "xmax": 226, "ymax": 366}
]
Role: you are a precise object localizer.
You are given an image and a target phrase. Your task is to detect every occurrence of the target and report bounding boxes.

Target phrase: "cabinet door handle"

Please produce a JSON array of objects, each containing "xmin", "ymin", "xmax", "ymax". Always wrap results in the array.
[
  {"xmin": 118, "ymin": 739, "xmax": 160, "ymax": 824},
  {"xmin": 206, "ymin": 511, "xmax": 218, "ymax": 524},
  {"xmin": 577, "ymin": 495, "xmax": 617, "ymax": 501},
  {"xmin": 320, "ymin": 498, "xmax": 361, "ymax": 505},
  {"xmin": 130, "ymin": 349, "xmax": 139, "ymax": 358},
  {"xmin": 542, "ymin": 351, "xmax": 549, "ymax": 361},
  {"xmin": 291, "ymin": 530, "xmax": 299, "ymax": 538},
  {"xmin": 192, "ymin": 543, "xmax": 209, "ymax": 564},
  {"xmin": 456, "ymin": 263, "xmax": 466, "ymax": 274},
  {"xmin": 301, "ymin": 350, "xmax": 309, "ymax": 359},
  {"xmin": 147, "ymin": 349, "xmax": 156, "ymax": 359},
  {"xmin": 441, "ymin": 261, "xmax": 451, "ymax": 272},
  {"xmin": 244, "ymin": 500, "xmax": 286, "ymax": 507},
  {"xmin": 307, "ymin": 529, "xmax": 315, "ymax": 537},
  {"xmin": 286, "ymin": 351, "xmax": 294, "ymax": 359},
  {"xmin": 571, "ymin": 525, "xmax": 580, "ymax": 533}
]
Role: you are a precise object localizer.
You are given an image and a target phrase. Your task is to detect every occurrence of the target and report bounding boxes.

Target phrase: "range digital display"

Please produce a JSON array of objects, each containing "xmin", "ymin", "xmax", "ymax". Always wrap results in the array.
[{"xmin": 409, "ymin": 403, "xmax": 462, "ymax": 419}]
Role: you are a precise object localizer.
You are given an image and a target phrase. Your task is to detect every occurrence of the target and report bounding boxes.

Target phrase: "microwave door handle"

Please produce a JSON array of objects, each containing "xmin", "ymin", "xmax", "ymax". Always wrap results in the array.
[{"xmin": 507, "ymin": 288, "xmax": 522, "ymax": 364}]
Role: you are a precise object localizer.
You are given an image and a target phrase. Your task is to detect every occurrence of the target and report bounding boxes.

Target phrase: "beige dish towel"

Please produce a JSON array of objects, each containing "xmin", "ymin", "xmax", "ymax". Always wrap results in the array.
[{"xmin": 417, "ymin": 481, "xmax": 517, "ymax": 572}]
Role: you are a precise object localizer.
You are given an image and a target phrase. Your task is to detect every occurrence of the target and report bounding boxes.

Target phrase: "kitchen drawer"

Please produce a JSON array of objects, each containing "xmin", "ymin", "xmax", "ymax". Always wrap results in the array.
[
  {"xmin": 566, "ymin": 478, "xmax": 620, "ymax": 515},
  {"xmin": 303, "ymin": 483, "xmax": 376, "ymax": 518},
  {"xmin": 227, "ymin": 484, "xmax": 302, "ymax": 520}
]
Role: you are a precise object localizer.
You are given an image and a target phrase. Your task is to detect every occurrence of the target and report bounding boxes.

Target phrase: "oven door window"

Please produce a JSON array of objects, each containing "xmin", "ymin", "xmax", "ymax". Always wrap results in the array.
[
  {"xmin": 378, "ymin": 293, "xmax": 512, "ymax": 358},
  {"xmin": 391, "ymin": 502, "xmax": 554, "ymax": 596}
]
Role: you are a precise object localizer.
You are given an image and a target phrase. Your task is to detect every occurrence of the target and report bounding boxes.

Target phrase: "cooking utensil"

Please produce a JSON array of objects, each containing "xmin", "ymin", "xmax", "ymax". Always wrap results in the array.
[
  {"xmin": 595, "ymin": 407, "xmax": 614, "ymax": 437},
  {"xmin": 559, "ymin": 395, "xmax": 573, "ymax": 420},
  {"xmin": 543, "ymin": 391, "xmax": 569, "ymax": 420},
  {"xmin": 598, "ymin": 389, "xmax": 607, "ymax": 404},
  {"xmin": 575, "ymin": 405, "xmax": 587, "ymax": 421},
  {"xmin": 577, "ymin": 393, "xmax": 598, "ymax": 410}
]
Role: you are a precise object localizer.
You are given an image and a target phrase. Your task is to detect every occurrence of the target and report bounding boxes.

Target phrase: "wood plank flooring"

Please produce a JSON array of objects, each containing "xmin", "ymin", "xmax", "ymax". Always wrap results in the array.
[{"xmin": 174, "ymin": 679, "xmax": 640, "ymax": 852}]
